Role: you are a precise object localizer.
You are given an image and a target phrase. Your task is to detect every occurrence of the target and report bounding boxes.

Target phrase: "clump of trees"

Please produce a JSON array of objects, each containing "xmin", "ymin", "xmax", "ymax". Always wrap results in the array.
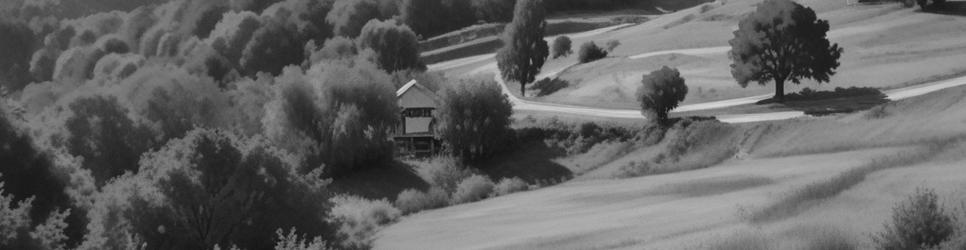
[
  {"xmin": 729, "ymin": 0, "xmax": 842, "ymax": 101},
  {"xmin": 637, "ymin": 66, "xmax": 688, "ymax": 124},
  {"xmin": 578, "ymin": 41, "xmax": 608, "ymax": 63},
  {"xmin": 496, "ymin": 0, "xmax": 549, "ymax": 97},
  {"xmin": 551, "ymin": 36, "xmax": 573, "ymax": 59},
  {"xmin": 435, "ymin": 78, "xmax": 513, "ymax": 162}
]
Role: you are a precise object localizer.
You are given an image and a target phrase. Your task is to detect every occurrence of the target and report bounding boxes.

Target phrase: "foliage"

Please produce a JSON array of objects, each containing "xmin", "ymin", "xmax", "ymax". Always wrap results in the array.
[
  {"xmin": 578, "ymin": 41, "xmax": 608, "ymax": 63},
  {"xmin": 81, "ymin": 129, "xmax": 331, "ymax": 250},
  {"xmin": 274, "ymin": 228, "xmax": 331, "ymax": 250},
  {"xmin": 356, "ymin": 19, "xmax": 424, "ymax": 73},
  {"xmin": 493, "ymin": 177, "xmax": 529, "ymax": 196},
  {"xmin": 241, "ymin": 21, "xmax": 304, "ymax": 76},
  {"xmin": 450, "ymin": 175, "xmax": 496, "ymax": 205},
  {"xmin": 60, "ymin": 95, "xmax": 157, "ymax": 187},
  {"xmin": 399, "ymin": 0, "xmax": 475, "ymax": 38},
  {"xmin": 729, "ymin": 0, "xmax": 843, "ymax": 101},
  {"xmin": 327, "ymin": 195, "xmax": 400, "ymax": 249},
  {"xmin": 264, "ymin": 63, "xmax": 398, "ymax": 176},
  {"xmin": 394, "ymin": 187, "xmax": 450, "ymax": 214},
  {"xmin": 308, "ymin": 37, "xmax": 357, "ymax": 64},
  {"xmin": 471, "ymin": 0, "xmax": 516, "ymax": 22},
  {"xmin": 0, "ymin": 105, "xmax": 85, "ymax": 246},
  {"xmin": 326, "ymin": 0, "xmax": 380, "ymax": 38},
  {"xmin": 496, "ymin": 0, "xmax": 549, "ymax": 97},
  {"xmin": 874, "ymin": 188, "xmax": 955, "ymax": 250},
  {"xmin": 435, "ymin": 78, "xmax": 513, "ymax": 162},
  {"xmin": 0, "ymin": 20, "xmax": 38, "ymax": 91},
  {"xmin": 414, "ymin": 156, "xmax": 474, "ymax": 193},
  {"xmin": 637, "ymin": 66, "xmax": 688, "ymax": 124},
  {"xmin": 551, "ymin": 36, "xmax": 573, "ymax": 59}
]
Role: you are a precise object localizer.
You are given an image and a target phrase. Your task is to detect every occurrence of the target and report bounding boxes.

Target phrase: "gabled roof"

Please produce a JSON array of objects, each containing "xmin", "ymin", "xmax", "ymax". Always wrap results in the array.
[{"xmin": 396, "ymin": 80, "xmax": 440, "ymax": 102}]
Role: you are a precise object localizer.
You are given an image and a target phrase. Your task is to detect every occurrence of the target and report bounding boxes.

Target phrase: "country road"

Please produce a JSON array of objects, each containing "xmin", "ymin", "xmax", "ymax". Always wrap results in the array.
[{"xmin": 428, "ymin": 19, "xmax": 966, "ymax": 123}]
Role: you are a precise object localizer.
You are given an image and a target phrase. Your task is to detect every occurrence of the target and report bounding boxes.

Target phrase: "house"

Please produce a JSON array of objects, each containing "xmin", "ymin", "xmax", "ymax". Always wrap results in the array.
[{"xmin": 394, "ymin": 80, "xmax": 442, "ymax": 155}]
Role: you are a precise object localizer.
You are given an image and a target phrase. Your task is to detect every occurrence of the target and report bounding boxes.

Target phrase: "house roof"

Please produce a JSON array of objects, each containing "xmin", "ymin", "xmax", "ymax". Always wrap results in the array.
[{"xmin": 396, "ymin": 80, "xmax": 440, "ymax": 102}]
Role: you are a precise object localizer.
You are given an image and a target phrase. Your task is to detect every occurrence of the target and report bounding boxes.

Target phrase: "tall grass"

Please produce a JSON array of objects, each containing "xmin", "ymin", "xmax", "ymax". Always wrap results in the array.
[{"xmin": 750, "ymin": 139, "xmax": 956, "ymax": 223}]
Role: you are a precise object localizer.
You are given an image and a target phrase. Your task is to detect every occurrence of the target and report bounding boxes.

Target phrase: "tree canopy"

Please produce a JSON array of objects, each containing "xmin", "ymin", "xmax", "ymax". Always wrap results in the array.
[
  {"xmin": 728, "ymin": 0, "xmax": 842, "ymax": 101},
  {"xmin": 637, "ymin": 66, "xmax": 688, "ymax": 124}
]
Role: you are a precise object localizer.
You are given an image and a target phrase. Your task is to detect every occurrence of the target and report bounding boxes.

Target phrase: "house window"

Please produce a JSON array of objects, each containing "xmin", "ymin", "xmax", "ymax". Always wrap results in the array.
[{"xmin": 403, "ymin": 108, "xmax": 433, "ymax": 117}]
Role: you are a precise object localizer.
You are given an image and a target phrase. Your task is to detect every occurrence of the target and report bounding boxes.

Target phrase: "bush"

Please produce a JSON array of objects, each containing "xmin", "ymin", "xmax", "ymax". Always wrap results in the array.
[
  {"xmin": 874, "ymin": 188, "xmax": 955, "ymax": 250},
  {"xmin": 551, "ymin": 36, "xmax": 573, "ymax": 59},
  {"xmin": 435, "ymin": 78, "xmax": 513, "ymax": 162},
  {"xmin": 637, "ymin": 66, "xmax": 688, "ymax": 124},
  {"xmin": 273, "ymin": 228, "xmax": 332, "ymax": 250},
  {"xmin": 578, "ymin": 41, "xmax": 607, "ymax": 63},
  {"xmin": 450, "ymin": 175, "xmax": 495, "ymax": 205},
  {"xmin": 493, "ymin": 177, "xmax": 529, "ymax": 196},
  {"xmin": 414, "ymin": 156, "xmax": 474, "ymax": 192},
  {"xmin": 327, "ymin": 195, "xmax": 401, "ymax": 249},
  {"xmin": 82, "ymin": 129, "xmax": 331, "ymax": 250},
  {"xmin": 394, "ymin": 187, "xmax": 450, "ymax": 214}
]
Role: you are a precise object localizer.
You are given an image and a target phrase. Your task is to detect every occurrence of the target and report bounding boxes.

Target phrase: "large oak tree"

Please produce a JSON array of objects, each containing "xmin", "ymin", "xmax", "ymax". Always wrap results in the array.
[{"xmin": 728, "ymin": 0, "xmax": 843, "ymax": 101}]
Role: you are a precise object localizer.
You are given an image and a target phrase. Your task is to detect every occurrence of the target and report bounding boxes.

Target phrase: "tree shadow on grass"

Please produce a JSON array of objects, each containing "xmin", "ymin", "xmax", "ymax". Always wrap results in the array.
[
  {"xmin": 530, "ymin": 77, "xmax": 570, "ymax": 97},
  {"xmin": 926, "ymin": 1, "xmax": 966, "ymax": 16},
  {"xmin": 756, "ymin": 87, "xmax": 889, "ymax": 116},
  {"xmin": 328, "ymin": 161, "xmax": 429, "ymax": 200},
  {"xmin": 474, "ymin": 140, "xmax": 574, "ymax": 183}
]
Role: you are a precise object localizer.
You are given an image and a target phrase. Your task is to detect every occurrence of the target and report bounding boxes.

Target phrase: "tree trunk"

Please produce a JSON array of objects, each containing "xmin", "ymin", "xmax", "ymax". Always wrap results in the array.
[
  {"xmin": 520, "ymin": 82, "xmax": 526, "ymax": 97},
  {"xmin": 774, "ymin": 78, "xmax": 785, "ymax": 102}
]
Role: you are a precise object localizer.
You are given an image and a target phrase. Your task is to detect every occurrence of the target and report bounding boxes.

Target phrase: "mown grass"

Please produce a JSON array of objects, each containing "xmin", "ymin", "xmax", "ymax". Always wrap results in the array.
[{"xmin": 749, "ymin": 139, "xmax": 958, "ymax": 224}]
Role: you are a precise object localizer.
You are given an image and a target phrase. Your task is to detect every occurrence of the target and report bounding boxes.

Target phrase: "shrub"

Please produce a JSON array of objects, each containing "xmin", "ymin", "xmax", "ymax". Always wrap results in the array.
[
  {"xmin": 327, "ymin": 195, "xmax": 401, "ymax": 249},
  {"xmin": 415, "ymin": 156, "xmax": 474, "ymax": 192},
  {"xmin": 578, "ymin": 41, "xmax": 607, "ymax": 63},
  {"xmin": 273, "ymin": 228, "xmax": 331, "ymax": 250},
  {"xmin": 873, "ymin": 188, "xmax": 955, "ymax": 250},
  {"xmin": 394, "ymin": 187, "xmax": 450, "ymax": 214},
  {"xmin": 450, "ymin": 175, "xmax": 496, "ymax": 205},
  {"xmin": 605, "ymin": 40, "xmax": 621, "ymax": 52},
  {"xmin": 82, "ymin": 129, "xmax": 331, "ymax": 250},
  {"xmin": 435, "ymin": 78, "xmax": 513, "ymax": 162},
  {"xmin": 551, "ymin": 36, "xmax": 573, "ymax": 59},
  {"xmin": 493, "ymin": 177, "xmax": 529, "ymax": 196},
  {"xmin": 637, "ymin": 66, "xmax": 688, "ymax": 124}
]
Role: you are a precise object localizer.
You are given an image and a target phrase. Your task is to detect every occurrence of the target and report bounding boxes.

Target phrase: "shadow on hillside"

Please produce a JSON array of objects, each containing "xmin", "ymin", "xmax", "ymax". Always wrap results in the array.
[
  {"xmin": 329, "ymin": 161, "xmax": 429, "ymax": 200},
  {"xmin": 927, "ymin": 1, "xmax": 966, "ymax": 16},
  {"xmin": 476, "ymin": 141, "xmax": 574, "ymax": 183}
]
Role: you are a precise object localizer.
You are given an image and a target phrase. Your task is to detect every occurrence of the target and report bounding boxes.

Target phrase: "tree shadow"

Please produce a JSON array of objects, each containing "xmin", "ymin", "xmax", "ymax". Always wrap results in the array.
[
  {"xmin": 756, "ymin": 87, "xmax": 889, "ymax": 116},
  {"xmin": 475, "ymin": 140, "xmax": 574, "ymax": 183},
  {"xmin": 530, "ymin": 77, "xmax": 570, "ymax": 97},
  {"xmin": 927, "ymin": 1, "xmax": 966, "ymax": 16},
  {"xmin": 328, "ymin": 161, "xmax": 429, "ymax": 200}
]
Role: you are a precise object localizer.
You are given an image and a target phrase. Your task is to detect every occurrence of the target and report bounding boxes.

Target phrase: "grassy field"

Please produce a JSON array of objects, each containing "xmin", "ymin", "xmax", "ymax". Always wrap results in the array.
[
  {"xmin": 374, "ymin": 78, "xmax": 966, "ymax": 249},
  {"xmin": 437, "ymin": 0, "xmax": 966, "ymax": 112}
]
